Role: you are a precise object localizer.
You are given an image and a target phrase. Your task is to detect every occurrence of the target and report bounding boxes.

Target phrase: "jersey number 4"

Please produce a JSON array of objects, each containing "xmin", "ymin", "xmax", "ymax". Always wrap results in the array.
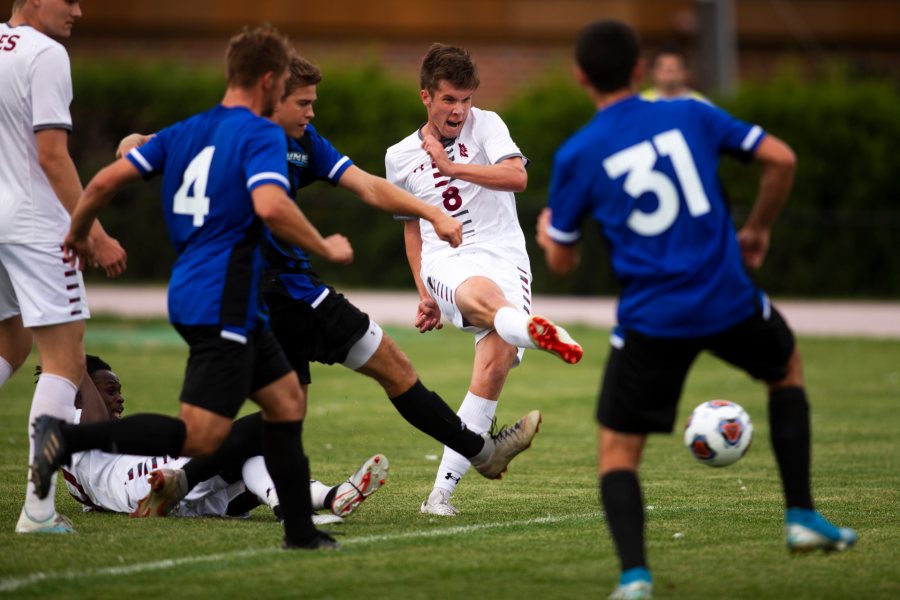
[
  {"xmin": 173, "ymin": 146, "xmax": 215, "ymax": 227},
  {"xmin": 603, "ymin": 129, "xmax": 710, "ymax": 236}
]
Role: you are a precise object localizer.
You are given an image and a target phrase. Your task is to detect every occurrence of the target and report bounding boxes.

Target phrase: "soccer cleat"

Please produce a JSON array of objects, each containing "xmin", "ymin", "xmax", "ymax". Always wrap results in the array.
[
  {"xmin": 527, "ymin": 315, "xmax": 583, "ymax": 364},
  {"xmin": 30, "ymin": 415, "xmax": 69, "ymax": 500},
  {"xmin": 313, "ymin": 514, "xmax": 345, "ymax": 526},
  {"xmin": 15, "ymin": 508, "xmax": 76, "ymax": 534},
  {"xmin": 419, "ymin": 488, "xmax": 460, "ymax": 517},
  {"xmin": 330, "ymin": 454, "xmax": 389, "ymax": 518},
  {"xmin": 283, "ymin": 530, "xmax": 341, "ymax": 551},
  {"xmin": 609, "ymin": 567, "xmax": 653, "ymax": 600},
  {"xmin": 785, "ymin": 508, "xmax": 858, "ymax": 553},
  {"xmin": 131, "ymin": 468, "xmax": 188, "ymax": 518},
  {"xmin": 471, "ymin": 410, "xmax": 542, "ymax": 480}
]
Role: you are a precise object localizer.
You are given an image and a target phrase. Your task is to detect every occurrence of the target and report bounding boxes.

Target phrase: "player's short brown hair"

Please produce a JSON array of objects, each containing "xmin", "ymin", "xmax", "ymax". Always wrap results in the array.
[
  {"xmin": 283, "ymin": 55, "xmax": 323, "ymax": 98},
  {"xmin": 419, "ymin": 43, "xmax": 480, "ymax": 94},
  {"xmin": 225, "ymin": 24, "xmax": 293, "ymax": 89}
]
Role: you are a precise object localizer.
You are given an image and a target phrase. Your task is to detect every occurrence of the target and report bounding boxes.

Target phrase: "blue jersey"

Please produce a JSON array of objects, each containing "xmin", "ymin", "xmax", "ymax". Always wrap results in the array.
[
  {"xmin": 127, "ymin": 105, "xmax": 290, "ymax": 338},
  {"xmin": 547, "ymin": 96, "xmax": 766, "ymax": 338},
  {"xmin": 262, "ymin": 123, "xmax": 353, "ymax": 303}
]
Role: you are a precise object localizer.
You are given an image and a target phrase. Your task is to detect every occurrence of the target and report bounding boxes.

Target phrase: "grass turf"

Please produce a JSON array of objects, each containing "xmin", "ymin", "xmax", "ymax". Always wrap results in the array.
[{"xmin": 0, "ymin": 322, "xmax": 897, "ymax": 598}]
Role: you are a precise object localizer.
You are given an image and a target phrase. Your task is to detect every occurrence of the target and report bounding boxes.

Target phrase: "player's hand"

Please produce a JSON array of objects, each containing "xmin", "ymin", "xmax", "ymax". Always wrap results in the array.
[
  {"xmin": 414, "ymin": 297, "xmax": 442, "ymax": 333},
  {"xmin": 321, "ymin": 233, "xmax": 354, "ymax": 265},
  {"xmin": 737, "ymin": 225, "xmax": 770, "ymax": 270},
  {"xmin": 432, "ymin": 212, "xmax": 462, "ymax": 247},
  {"xmin": 88, "ymin": 230, "xmax": 128, "ymax": 278},
  {"xmin": 115, "ymin": 133, "xmax": 154, "ymax": 159},
  {"xmin": 535, "ymin": 208, "xmax": 553, "ymax": 250},
  {"xmin": 62, "ymin": 230, "xmax": 95, "ymax": 272},
  {"xmin": 421, "ymin": 134, "xmax": 455, "ymax": 178}
]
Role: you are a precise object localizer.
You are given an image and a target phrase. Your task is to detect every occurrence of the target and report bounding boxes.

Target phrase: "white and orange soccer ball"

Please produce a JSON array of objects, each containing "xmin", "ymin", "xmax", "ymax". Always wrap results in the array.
[{"xmin": 683, "ymin": 400, "xmax": 753, "ymax": 467}]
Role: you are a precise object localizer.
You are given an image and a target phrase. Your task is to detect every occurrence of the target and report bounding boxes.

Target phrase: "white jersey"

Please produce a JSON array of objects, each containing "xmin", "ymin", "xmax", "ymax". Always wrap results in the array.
[
  {"xmin": 0, "ymin": 23, "xmax": 73, "ymax": 243},
  {"xmin": 385, "ymin": 107, "xmax": 529, "ymax": 268},
  {"xmin": 61, "ymin": 413, "xmax": 236, "ymax": 516}
]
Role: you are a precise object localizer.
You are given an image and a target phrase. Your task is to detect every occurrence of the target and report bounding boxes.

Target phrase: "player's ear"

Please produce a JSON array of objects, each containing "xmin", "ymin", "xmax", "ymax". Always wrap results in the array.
[
  {"xmin": 572, "ymin": 64, "xmax": 590, "ymax": 88},
  {"xmin": 420, "ymin": 89, "xmax": 431, "ymax": 107}
]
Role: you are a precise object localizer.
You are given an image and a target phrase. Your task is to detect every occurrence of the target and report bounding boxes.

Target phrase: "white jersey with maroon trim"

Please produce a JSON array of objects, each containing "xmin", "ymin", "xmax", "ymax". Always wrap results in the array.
[
  {"xmin": 386, "ymin": 107, "xmax": 530, "ymax": 268},
  {"xmin": 0, "ymin": 22, "xmax": 74, "ymax": 243}
]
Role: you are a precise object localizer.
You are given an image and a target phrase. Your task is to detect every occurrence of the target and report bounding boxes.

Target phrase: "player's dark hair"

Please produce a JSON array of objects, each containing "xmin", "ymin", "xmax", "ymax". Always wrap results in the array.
[
  {"xmin": 419, "ymin": 43, "xmax": 480, "ymax": 94},
  {"xmin": 33, "ymin": 354, "xmax": 111, "ymax": 384},
  {"xmin": 225, "ymin": 23, "xmax": 293, "ymax": 90},
  {"xmin": 575, "ymin": 20, "xmax": 641, "ymax": 93},
  {"xmin": 283, "ymin": 55, "xmax": 322, "ymax": 98}
]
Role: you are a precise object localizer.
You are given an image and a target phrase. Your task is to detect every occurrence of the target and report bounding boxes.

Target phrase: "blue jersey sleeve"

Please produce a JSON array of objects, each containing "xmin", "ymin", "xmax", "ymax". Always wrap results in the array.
[
  {"xmin": 127, "ymin": 127, "xmax": 172, "ymax": 178},
  {"xmin": 546, "ymin": 143, "xmax": 593, "ymax": 245},
  {"xmin": 697, "ymin": 101, "xmax": 766, "ymax": 156},
  {"xmin": 242, "ymin": 121, "xmax": 290, "ymax": 193},
  {"xmin": 308, "ymin": 126, "xmax": 352, "ymax": 184}
]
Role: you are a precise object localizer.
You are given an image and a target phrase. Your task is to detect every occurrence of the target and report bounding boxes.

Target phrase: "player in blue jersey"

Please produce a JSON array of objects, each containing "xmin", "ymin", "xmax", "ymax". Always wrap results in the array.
[
  {"xmin": 30, "ymin": 25, "xmax": 352, "ymax": 550},
  {"xmin": 536, "ymin": 20, "xmax": 857, "ymax": 600}
]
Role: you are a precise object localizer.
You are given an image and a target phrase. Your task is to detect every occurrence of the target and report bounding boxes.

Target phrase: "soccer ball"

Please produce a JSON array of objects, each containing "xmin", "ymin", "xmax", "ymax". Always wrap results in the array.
[{"xmin": 683, "ymin": 400, "xmax": 753, "ymax": 467}]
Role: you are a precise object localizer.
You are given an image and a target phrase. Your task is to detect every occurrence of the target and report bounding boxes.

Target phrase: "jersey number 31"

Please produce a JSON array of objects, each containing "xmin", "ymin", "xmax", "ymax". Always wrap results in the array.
[
  {"xmin": 173, "ymin": 146, "xmax": 215, "ymax": 227},
  {"xmin": 603, "ymin": 129, "xmax": 710, "ymax": 236}
]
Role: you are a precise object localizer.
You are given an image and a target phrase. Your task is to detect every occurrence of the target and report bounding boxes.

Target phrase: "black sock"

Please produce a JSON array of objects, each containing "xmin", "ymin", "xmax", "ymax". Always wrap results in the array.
[
  {"xmin": 183, "ymin": 412, "xmax": 264, "ymax": 488},
  {"xmin": 226, "ymin": 490, "xmax": 263, "ymax": 516},
  {"xmin": 323, "ymin": 486, "xmax": 338, "ymax": 511},
  {"xmin": 389, "ymin": 380, "xmax": 484, "ymax": 458},
  {"xmin": 62, "ymin": 414, "xmax": 186, "ymax": 457},
  {"xmin": 769, "ymin": 387, "xmax": 814, "ymax": 510},
  {"xmin": 600, "ymin": 470, "xmax": 647, "ymax": 572},
  {"xmin": 262, "ymin": 419, "xmax": 316, "ymax": 544}
]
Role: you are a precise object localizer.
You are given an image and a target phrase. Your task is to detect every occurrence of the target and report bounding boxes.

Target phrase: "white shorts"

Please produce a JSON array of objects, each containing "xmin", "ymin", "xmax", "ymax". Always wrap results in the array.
[
  {"xmin": 0, "ymin": 242, "xmax": 90, "ymax": 327},
  {"xmin": 421, "ymin": 248, "xmax": 532, "ymax": 362}
]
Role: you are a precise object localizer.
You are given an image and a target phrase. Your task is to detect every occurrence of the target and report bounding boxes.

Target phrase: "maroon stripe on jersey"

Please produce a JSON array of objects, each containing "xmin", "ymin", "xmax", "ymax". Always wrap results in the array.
[
  {"xmin": 66, "ymin": 283, "xmax": 79, "ymax": 290},
  {"xmin": 64, "ymin": 270, "xmax": 76, "ymax": 277},
  {"xmin": 69, "ymin": 297, "xmax": 80, "ymax": 304},
  {"xmin": 128, "ymin": 467, "xmax": 134, "ymax": 480},
  {"xmin": 70, "ymin": 309, "xmax": 82, "ymax": 316}
]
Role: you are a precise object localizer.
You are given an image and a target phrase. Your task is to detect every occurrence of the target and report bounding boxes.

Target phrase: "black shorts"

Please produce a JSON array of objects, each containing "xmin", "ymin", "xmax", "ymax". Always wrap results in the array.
[
  {"xmin": 176, "ymin": 325, "xmax": 293, "ymax": 419},
  {"xmin": 597, "ymin": 304, "xmax": 795, "ymax": 434},
  {"xmin": 266, "ymin": 287, "xmax": 370, "ymax": 384}
]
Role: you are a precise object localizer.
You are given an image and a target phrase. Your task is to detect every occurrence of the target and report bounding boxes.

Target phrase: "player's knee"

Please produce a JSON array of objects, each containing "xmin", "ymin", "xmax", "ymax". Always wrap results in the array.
[
  {"xmin": 182, "ymin": 421, "xmax": 231, "ymax": 456},
  {"xmin": 768, "ymin": 349, "xmax": 804, "ymax": 390}
]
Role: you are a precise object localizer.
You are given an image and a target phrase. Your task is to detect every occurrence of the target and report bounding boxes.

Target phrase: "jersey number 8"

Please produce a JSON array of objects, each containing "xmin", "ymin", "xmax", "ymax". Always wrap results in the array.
[{"xmin": 603, "ymin": 129, "xmax": 710, "ymax": 236}]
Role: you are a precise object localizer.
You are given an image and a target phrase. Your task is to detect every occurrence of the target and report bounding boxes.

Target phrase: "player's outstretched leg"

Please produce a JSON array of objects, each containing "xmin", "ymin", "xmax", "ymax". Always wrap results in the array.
[
  {"xmin": 469, "ymin": 410, "xmax": 542, "ymax": 479},
  {"xmin": 131, "ymin": 468, "xmax": 189, "ymax": 518},
  {"xmin": 527, "ymin": 316, "xmax": 583, "ymax": 364},
  {"xmin": 329, "ymin": 454, "xmax": 390, "ymax": 517},
  {"xmin": 785, "ymin": 508, "xmax": 857, "ymax": 553},
  {"xmin": 608, "ymin": 567, "xmax": 653, "ymax": 600}
]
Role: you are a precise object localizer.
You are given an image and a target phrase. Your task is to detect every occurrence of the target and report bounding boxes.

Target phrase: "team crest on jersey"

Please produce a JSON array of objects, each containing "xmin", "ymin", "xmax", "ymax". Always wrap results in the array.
[
  {"xmin": 287, "ymin": 151, "xmax": 309, "ymax": 167},
  {"xmin": 413, "ymin": 163, "xmax": 426, "ymax": 174}
]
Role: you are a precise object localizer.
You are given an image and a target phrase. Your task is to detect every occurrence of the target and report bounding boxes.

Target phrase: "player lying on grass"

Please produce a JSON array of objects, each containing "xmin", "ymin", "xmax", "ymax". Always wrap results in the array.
[
  {"xmin": 54, "ymin": 355, "xmax": 387, "ymax": 524},
  {"xmin": 116, "ymin": 54, "xmax": 543, "ymax": 505}
]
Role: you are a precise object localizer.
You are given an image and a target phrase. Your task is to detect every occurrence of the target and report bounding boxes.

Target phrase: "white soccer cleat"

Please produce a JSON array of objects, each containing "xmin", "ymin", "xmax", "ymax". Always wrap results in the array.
[
  {"xmin": 419, "ymin": 488, "xmax": 460, "ymax": 517},
  {"xmin": 471, "ymin": 410, "xmax": 542, "ymax": 480},
  {"xmin": 527, "ymin": 316, "xmax": 583, "ymax": 364},
  {"xmin": 15, "ymin": 508, "xmax": 75, "ymax": 534},
  {"xmin": 313, "ymin": 514, "xmax": 345, "ymax": 526},
  {"xmin": 131, "ymin": 468, "xmax": 188, "ymax": 518},
  {"xmin": 330, "ymin": 454, "xmax": 389, "ymax": 517}
]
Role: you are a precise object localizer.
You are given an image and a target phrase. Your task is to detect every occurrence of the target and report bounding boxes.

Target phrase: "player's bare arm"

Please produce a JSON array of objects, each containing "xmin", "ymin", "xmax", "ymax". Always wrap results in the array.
[
  {"xmin": 536, "ymin": 208, "xmax": 580, "ymax": 275},
  {"xmin": 403, "ymin": 220, "xmax": 442, "ymax": 333},
  {"xmin": 252, "ymin": 184, "xmax": 353, "ymax": 265},
  {"xmin": 77, "ymin": 372, "xmax": 114, "ymax": 424},
  {"xmin": 63, "ymin": 158, "xmax": 142, "ymax": 270},
  {"xmin": 36, "ymin": 128, "xmax": 128, "ymax": 277},
  {"xmin": 738, "ymin": 134, "xmax": 797, "ymax": 269},
  {"xmin": 422, "ymin": 133, "xmax": 527, "ymax": 192},
  {"xmin": 338, "ymin": 165, "xmax": 462, "ymax": 247}
]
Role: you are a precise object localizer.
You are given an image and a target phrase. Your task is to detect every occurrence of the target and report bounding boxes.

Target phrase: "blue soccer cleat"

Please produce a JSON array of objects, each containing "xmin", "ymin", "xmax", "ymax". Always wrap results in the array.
[
  {"xmin": 785, "ymin": 508, "xmax": 857, "ymax": 553},
  {"xmin": 609, "ymin": 567, "xmax": 653, "ymax": 600}
]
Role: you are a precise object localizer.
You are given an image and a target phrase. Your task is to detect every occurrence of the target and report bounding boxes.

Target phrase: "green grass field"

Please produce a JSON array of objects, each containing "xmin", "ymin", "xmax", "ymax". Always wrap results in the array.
[{"xmin": 0, "ymin": 322, "xmax": 897, "ymax": 598}]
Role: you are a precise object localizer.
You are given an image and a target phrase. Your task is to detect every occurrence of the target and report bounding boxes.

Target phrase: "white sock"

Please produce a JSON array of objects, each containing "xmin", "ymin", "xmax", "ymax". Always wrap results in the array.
[
  {"xmin": 24, "ymin": 373, "xmax": 78, "ymax": 522},
  {"xmin": 493, "ymin": 306, "xmax": 537, "ymax": 349},
  {"xmin": 0, "ymin": 356, "xmax": 13, "ymax": 387},
  {"xmin": 433, "ymin": 392, "xmax": 498, "ymax": 495},
  {"xmin": 309, "ymin": 480, "xmax": 332, "ymax": 511},
  {"xmin": 240, "ymin": 455, "xmax": 276, "ymax": 506}
]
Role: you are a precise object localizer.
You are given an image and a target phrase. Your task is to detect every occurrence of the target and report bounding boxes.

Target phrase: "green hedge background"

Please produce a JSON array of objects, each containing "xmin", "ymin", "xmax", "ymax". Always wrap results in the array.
[{"xmin": 70, "ymin": 61, "xmax": 900, "ymax": 297}]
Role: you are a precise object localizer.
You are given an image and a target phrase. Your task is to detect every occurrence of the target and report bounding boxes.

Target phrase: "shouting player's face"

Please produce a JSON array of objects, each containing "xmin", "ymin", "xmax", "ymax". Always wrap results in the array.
[
  {"xmin": 90, "ymin": 369, "xmax": 125, "ymax": 419},
  {"xmin": 272, "ymin": 84, "xmax": 317, "ymax": 139},
  {"xmin": 421, "ymin": 80, "xmax": 474, "ymax": 140}
]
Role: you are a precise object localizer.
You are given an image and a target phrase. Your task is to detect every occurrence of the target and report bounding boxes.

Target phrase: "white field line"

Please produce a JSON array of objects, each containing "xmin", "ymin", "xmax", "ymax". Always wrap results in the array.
[{"xmin": 0, "ymin": 512, "xmax": 601, "ymax": 594}]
